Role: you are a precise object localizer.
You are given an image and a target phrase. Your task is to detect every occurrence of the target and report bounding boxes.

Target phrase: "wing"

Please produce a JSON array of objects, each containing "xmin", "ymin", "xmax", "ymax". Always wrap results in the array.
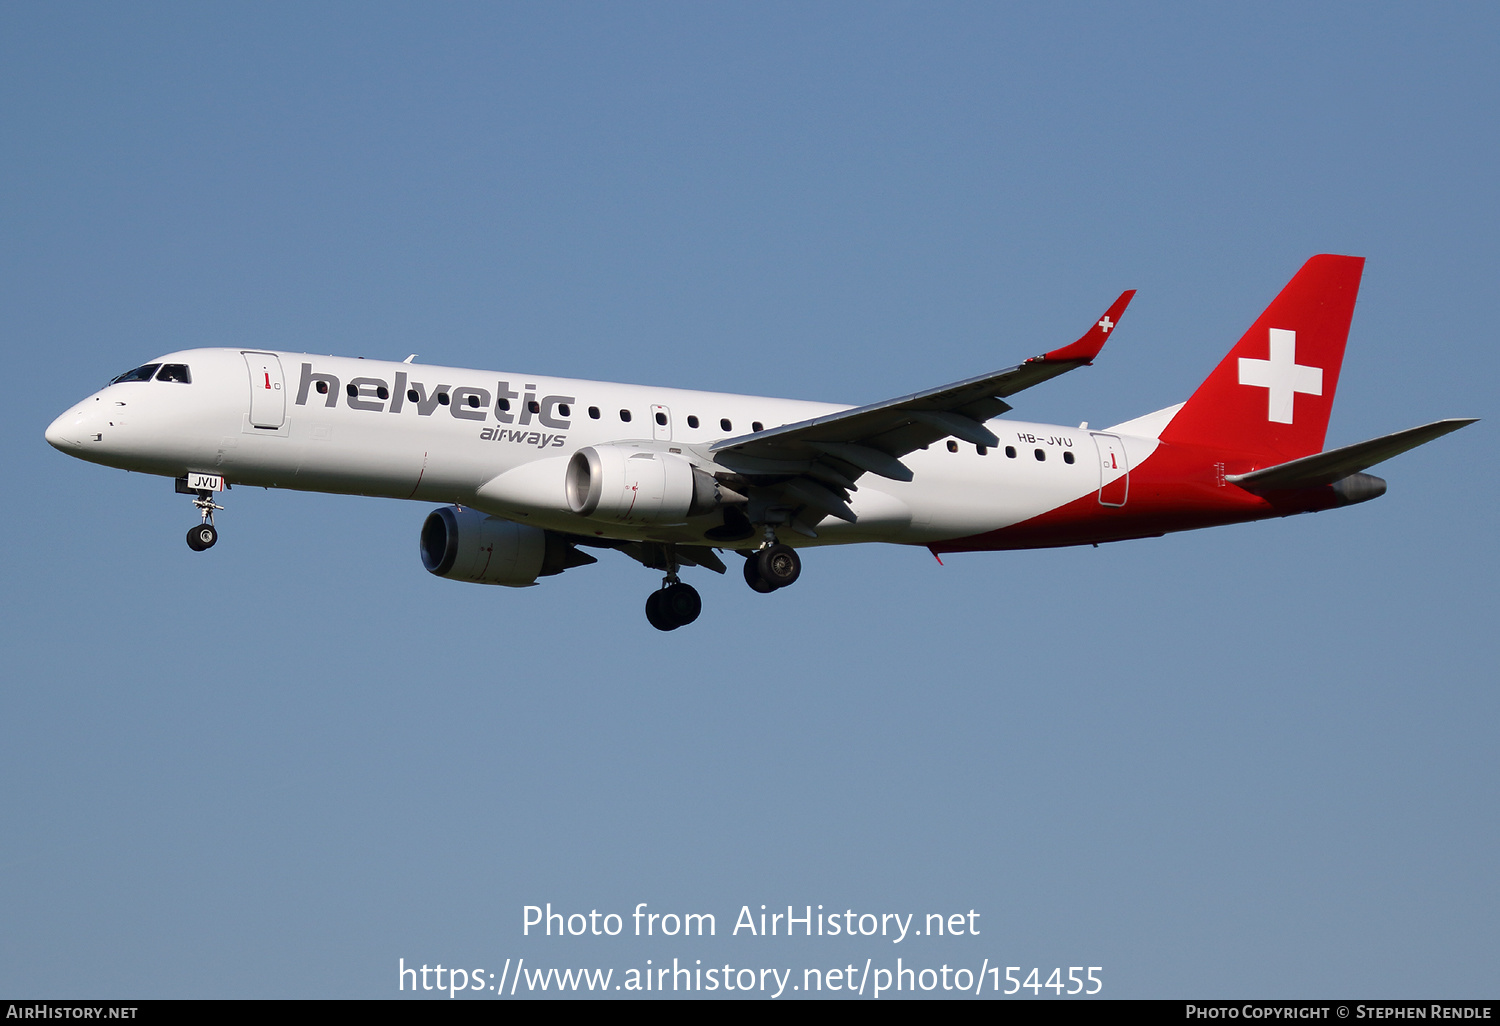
[{"xmin": 708, "ymin": 290, "xmax": 1136, "ymax": 533}]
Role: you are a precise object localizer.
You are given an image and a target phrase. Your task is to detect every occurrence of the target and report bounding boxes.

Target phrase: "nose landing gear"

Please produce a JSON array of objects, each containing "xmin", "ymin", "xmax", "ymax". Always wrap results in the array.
[
  {"xmin": 176, "ymin": 475, "xmax": 227, "ymax": 552},
  {"xmin": 185, "ymin": 489, "xmax": 223, "ymax": 551}
]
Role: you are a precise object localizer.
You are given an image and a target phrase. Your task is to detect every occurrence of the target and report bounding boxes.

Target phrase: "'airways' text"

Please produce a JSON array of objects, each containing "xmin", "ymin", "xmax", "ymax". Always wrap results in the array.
[{"xmin": 480, "ymin": 428, "xmax": 567, "ymax": 449}]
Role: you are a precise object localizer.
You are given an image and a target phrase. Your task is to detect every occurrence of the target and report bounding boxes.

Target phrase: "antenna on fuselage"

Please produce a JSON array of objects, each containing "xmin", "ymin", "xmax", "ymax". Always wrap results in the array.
[{"xmin": 403, "ymin": 354, "xmax": 417, "ymax": 363}]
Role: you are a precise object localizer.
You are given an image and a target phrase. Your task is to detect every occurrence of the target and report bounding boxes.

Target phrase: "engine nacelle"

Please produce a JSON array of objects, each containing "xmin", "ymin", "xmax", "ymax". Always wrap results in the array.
[
  {"xmin": 1331, "ymin": 472, "xmax": 1387, "ymax": 506},
  {"xmin": 565, "ymin": 445, "xmax": 740, "ymax": 525},
  {"xmin": 420, "ymin": 506, "xmax": 594, "ymax": 587}
]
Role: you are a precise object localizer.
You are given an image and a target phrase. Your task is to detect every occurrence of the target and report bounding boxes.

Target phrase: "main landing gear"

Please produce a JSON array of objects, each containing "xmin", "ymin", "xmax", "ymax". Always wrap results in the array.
[
  {"xmin": 646, "ymin": 581, "xmax": 702, "ymax": 632},
  {"xmin": 644, "ymin": 544, "xmax": 702, "ymax": 632},
  {"xmin": 743, "ymin": 541, "xmax": 801, "ymax": 594},
  {"xmin": 639, "ymin": 534, "xmax": 803, "ymax": 630},
  {"xmin": 185, "ymin": 490, "xmax": 223, "ymax": 551}
]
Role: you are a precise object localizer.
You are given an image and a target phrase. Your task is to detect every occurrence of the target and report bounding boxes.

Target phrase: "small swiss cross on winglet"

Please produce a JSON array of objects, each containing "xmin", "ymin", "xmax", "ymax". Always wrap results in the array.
[{"xmin": 1039, "ymin": 289, "xmax": 1137, "ymax": 364}]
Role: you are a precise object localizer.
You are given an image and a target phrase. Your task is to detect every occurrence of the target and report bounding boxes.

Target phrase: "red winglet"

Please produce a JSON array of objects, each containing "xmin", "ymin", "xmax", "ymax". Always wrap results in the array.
[{"xmin": 1036, "ymin": 289, "xmax": 1136, "ymax": 364}]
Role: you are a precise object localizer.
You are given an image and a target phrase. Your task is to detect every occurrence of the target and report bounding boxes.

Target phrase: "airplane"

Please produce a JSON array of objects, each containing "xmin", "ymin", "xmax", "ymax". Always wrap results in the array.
[{"xmin": 45, "ymin": 254, "xmax": 1474, "ymax": 631}]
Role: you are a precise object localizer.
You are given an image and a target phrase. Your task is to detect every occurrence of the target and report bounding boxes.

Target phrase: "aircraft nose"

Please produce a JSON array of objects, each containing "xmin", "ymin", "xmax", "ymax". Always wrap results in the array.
[{"xmin": 45, "ymin": 408, "xmax": 84, "ymax": 450}]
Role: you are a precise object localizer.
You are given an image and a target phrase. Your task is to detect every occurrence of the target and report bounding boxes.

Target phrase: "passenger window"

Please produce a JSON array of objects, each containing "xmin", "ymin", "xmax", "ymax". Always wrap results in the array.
[
  {"xmin": 720, "ymin": 418, "xmax": 732, "ymax": 431},
  {"xmin": 946, "ymin": 440, "xmax": 959, "ymax": 453},
  {"xmin": 1063, "ymin": 451, "xmax": 1075, "ymax": 464},
  {"xmin": 377, "ymin": 386, "xmax": 390, "ymax": 400},
  {"xmin": 687, "ymin": 415, "xmax": 699, "ymax": 428},
  {"xmin": 1005, "ymin": 446, "xmax": 1016, "ymax": 458},
  {"xmin": 752, "ymin": 421, "xmax": 763, "ymax": 432},
  {"xmin": 498, "ymin": 398, "xmax": 511, "ymax": 411},
  {"xmin": 346, "ymin": 383, "xmax": 358, "ymax": 397},
  {"xmin": 110, "ymin": 364, "xmax": 160, "ymax": 384},
  {"xmin": 407, "ymin": 389, "xmax": 419, "ymax": 402},
  {"xmin": 655, "ymin": 411, "xmax": 667, "ymax": 426},
  {"xmin": 155, "ymin": 364, "xmax": 191, "ymax": 383},
  {"xmin": 588, "ymin": 406, "xmax": 600, "ymax": 419},
  {"xmin": 437, "ymin": 392, "xmax": 450, "ymax": 406},
  {"xmin": 528, "ymin": 400, "xmax": 540, "ymax": 414},
  {"xmin": 559, "ymin": 404, "xmax": 571, "ymax": 418},
  {"xmin": 318, "ymin": 381, "xmax": 330, "ymax": 395},
  {"xmin": 1034, "ymin": 449, "xmax": 1046, "ymax": 461},
  {"xmin": 468, "ymin": 394, "xmax": 481, "ymax": 408},
  {"xmin": 620, "ymin": 409, "xmax": 632, "ymax": 422},
  {"xmin": 977, "ymin": 445, "xmax": 987, "ymax": 455}
]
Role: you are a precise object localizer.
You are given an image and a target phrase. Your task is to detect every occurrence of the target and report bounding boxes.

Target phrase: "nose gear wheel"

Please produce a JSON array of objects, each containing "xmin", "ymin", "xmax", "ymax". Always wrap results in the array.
[{"xmin": 186, "ymin": 523, "xmax": 218, "ymax": 551}]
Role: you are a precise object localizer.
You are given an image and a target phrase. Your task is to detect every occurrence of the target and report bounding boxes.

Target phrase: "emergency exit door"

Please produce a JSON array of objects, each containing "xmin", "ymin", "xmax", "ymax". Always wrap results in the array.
[{"xmin": 650, "ymin": 404, "xmax": 672, "ymax": 442}]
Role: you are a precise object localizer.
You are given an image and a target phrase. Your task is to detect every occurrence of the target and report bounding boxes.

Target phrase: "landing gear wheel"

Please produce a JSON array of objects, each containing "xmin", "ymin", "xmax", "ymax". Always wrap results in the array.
[
  {"xmin": 645, "ymin": 583, "xmax": 701, "ymax": 631},
  {"xmin": 186, "ymin": 523, "xmax": 218, "ymax": 551},
  {"xmin": 660, "ymin": 582, "xmax": 701, "ymax": 627},
  {"xmin": 755, "ymin": 543, "xmax": 801, "ymax": 589},
  {"xmin": 645, "ymin": 590, "xmax": 675, "ymax": 631},
  {"xmin": 743, "ymin": 554, "xmax": 777, "ymax": 594}
]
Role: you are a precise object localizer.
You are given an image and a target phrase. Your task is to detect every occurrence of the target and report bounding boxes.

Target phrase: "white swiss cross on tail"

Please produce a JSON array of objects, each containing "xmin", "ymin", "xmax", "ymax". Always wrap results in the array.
[
  {"xmin": 1098, "ymin": 316, "xmax": 1114, "ymax": 333},
  {"xmin": 1237, "ymin": 328, "xmax": 1322, "ymax": 424}
]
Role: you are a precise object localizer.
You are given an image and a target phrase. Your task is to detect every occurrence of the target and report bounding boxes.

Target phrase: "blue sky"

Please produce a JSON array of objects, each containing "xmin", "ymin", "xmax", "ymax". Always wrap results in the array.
[{"xmin": 2, "ymin": 2, "xmax": 1495, "ymax": 998}]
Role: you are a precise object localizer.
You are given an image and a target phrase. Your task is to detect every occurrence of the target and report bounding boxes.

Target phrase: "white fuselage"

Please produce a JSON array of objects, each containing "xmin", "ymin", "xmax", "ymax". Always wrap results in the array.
[{"xmin": 46, "ymin": 348, "xmax": 1152, "ymax": 548}]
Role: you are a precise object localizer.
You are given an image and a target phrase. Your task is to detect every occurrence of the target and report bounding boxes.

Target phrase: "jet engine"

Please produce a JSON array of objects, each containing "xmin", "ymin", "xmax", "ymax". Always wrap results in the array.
[
  {"xmin": 419, "ymin": 506, "xmax": 596, "ymax": 587},
  {"xmin": 565, "ymin": 445, "xmax": 744, "ymax": 525}
]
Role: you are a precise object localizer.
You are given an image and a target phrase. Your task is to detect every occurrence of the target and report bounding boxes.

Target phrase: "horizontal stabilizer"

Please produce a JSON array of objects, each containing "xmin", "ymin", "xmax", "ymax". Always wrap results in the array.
[{"xmin": 1226, "ymin": 418, "xmax": 1476, "ymax": 492}]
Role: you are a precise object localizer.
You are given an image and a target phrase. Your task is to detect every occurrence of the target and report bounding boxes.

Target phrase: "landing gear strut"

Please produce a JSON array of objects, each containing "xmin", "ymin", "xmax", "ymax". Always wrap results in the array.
[
  {"xmin": 644, "ymin": 546, "xmax": 701, "ymax": 631},
  {"xmin": 186, "ymin": 490, "xmax": 222, "ymax": 551}
]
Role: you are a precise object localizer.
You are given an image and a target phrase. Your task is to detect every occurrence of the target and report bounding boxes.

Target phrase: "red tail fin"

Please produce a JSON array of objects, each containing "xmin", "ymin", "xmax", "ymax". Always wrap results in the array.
[{"xmin": 1160, "ymin": 254, "xmax": 1364, "ymax": 462}]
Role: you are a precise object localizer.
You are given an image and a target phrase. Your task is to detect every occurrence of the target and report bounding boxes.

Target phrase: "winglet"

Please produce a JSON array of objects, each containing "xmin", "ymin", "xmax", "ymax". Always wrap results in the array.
[{"xmin": 1033, "ymin": 290, "xmax": 1136, "ymax": 365}]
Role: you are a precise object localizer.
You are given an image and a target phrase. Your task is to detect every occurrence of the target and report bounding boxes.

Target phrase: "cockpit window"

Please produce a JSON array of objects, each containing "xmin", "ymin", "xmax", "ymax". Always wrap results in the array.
[
  {"xmin": 110, "ymin": 364, "xmax": 160, "ymax": 384},
  {"xmin": 155, "ymin": 364, "xmax": 191, "ymax": 383}
]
